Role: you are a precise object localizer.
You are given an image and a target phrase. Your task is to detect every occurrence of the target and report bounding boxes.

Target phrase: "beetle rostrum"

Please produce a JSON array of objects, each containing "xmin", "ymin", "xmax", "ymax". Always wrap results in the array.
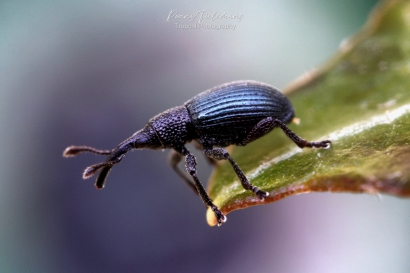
[{"xmin": 63, "ymin": 80, "xmax": 331, "ymax": 226}]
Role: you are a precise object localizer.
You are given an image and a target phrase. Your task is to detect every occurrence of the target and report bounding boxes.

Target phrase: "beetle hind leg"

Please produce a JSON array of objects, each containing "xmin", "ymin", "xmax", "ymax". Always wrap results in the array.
[
  {"xmin": 204, "ymin": 147, "xmax": 269, "ymax": 201},
  {"xmin": 242, "ymin": 117, "xmax": 331, "ymax": 148}
]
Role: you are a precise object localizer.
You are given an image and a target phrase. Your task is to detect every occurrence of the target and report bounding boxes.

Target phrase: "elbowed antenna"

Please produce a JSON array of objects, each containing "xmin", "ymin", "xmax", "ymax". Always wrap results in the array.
[
  {"xmin": 63, "ymin": 125, "xmax": 162, "ymax": 189},
  {"xmin": 87, "ymin": 136, "xmax": 134, "ymax": 189},
  {"xmin": 63, "ymin": 146, "xmax": 112, "ymax": 157}
]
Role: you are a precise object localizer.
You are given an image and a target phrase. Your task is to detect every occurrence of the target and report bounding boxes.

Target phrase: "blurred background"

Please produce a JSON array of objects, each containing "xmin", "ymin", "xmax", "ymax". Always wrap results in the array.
[{"xmin": 2, "ymin": 0, "xmax": 410, "ymax": 272}]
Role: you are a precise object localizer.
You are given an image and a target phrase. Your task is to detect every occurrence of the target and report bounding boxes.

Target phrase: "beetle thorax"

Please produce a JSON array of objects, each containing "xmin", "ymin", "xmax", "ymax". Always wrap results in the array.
[{"xmin": 148, "ymin": 106, "xmax": 195, "ymax": 148}]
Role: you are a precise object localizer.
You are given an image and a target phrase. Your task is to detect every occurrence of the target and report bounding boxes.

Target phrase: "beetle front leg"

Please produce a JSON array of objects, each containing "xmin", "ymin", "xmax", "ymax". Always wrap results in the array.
[
  {"xmin": 168, "ymin": 150, "xmax": 198, "ymax": 195},
  {"xmin": 242, "ymin": 117, "xmax": 331, "ymax": 148},
  {"xmin": 204, "ymin": 148, "xmax": 269, "ymax": 200},
  {"xmin": 177, "ymin": 147, "xmax": 227, "ymax": 226}
]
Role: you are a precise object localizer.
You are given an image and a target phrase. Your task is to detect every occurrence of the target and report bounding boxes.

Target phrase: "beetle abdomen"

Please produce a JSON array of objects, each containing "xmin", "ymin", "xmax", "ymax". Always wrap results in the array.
[{"xmin": 184, "ymin": 81, "xmax": 295, "ymax": 146}]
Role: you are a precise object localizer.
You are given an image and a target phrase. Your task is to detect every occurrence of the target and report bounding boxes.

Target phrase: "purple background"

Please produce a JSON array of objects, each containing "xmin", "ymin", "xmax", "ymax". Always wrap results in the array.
[{"xmin": 3, "ymin": 0, "xmax": 409, "ymax": 272}]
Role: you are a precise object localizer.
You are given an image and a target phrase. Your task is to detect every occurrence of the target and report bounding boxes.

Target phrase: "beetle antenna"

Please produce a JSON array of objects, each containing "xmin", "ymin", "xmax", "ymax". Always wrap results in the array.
[
  {"xmin": 83, "ymin": 161, "xmax": 117, "ymax": 179},
  {"xmin": 63, "ymin": 146, "xmax": 112, "ymax": 157},
  {"xmin": 68, "ymin": 126, "xmax": 159, "ymax": 189},
  {"xmin": 87, "ymin": 134, "xmax": 138, "ymax": 188}
]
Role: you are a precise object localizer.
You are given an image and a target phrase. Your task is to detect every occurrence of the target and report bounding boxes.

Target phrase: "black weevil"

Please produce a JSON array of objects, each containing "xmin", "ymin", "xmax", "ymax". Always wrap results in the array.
[{"xmin": 64, "ymin": 80, "xmax": 331, "ymax": 226}]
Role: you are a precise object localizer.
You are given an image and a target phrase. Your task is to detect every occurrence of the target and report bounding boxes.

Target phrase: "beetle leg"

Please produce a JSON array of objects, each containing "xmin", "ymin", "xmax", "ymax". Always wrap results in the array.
[
  {"xmin": 168, "ymin": 150, "xmax": 198, "ymax": 195},
  {"xmin": 192, "ymin": 140, "xmax": 217, "ymax": 166},
  {"xmin": 176, "ymin": 146, "xmax": 226, "ymax": 226},
  {"xmin": 203, "ymin": 147, "xmax": 269, "ymax": 200},
  {"xmin": 242, "ymin": 117, "xmax": 331, "ymax": 148}
]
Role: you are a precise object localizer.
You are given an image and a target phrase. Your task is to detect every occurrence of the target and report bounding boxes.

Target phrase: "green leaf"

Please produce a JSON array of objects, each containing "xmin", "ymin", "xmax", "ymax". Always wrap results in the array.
[{"xmin": 207, "ymin": 0, "xmax": 410, "ymax": 226}]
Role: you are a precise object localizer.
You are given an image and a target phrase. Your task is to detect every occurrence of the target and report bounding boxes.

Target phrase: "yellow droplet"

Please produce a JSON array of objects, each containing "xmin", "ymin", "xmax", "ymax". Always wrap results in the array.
[{"xmin": 206, "ymin": 207, "xmax": 218, "ymax": 226}]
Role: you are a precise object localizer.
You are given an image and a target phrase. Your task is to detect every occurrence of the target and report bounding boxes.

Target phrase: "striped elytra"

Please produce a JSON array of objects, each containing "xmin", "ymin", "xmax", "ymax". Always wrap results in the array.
[{"xmin": 185, "ymin": 81, "xmax": 295, "ymax": 146}]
